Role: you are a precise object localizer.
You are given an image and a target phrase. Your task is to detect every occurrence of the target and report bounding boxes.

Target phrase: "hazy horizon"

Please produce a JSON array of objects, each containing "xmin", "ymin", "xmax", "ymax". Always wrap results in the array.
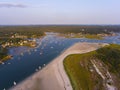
[
  {"xmin": 0, "ymin": 0, "xmax": 120, "ymax": 25},
  {"xmin": 0, "ymin": 24, "xmax": 120, "ymax": 26}
]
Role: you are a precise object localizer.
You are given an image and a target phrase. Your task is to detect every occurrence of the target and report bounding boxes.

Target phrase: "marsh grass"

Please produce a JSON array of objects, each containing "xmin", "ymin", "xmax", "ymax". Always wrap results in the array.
[{"xmin": 64, "ymin": 44, "xmax": 120, "ymax": 90}]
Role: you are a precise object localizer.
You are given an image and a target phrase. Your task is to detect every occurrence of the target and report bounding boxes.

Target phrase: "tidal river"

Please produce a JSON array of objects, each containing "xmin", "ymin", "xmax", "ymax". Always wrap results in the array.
[{"xmin": 0, "ymin": 32, "xmax": 120, "ymax": 90}]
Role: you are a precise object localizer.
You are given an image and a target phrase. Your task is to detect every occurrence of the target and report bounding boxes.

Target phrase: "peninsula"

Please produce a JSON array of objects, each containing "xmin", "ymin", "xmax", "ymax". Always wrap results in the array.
[{"xmin": 10, "ymin": 42, "xmax": 106, "ymax": 90}]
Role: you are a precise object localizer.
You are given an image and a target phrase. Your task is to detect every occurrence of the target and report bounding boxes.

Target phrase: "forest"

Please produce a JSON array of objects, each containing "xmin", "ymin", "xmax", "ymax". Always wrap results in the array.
[{"xmin": 0, "ymin": 25, "xmax": 120, "ymax": 37}]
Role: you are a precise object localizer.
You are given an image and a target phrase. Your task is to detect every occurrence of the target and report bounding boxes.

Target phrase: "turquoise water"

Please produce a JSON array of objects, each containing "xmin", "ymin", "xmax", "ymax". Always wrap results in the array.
[{"xmin": 0, "ymin": 33, "xmax": 120, "ymax": 90}]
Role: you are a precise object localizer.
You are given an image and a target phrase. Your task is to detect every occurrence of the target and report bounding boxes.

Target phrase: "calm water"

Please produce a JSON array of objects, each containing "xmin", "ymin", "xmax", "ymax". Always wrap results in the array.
[{"xmin": 0, "ymin": 33, "xmax": 120, "ymax": 90}]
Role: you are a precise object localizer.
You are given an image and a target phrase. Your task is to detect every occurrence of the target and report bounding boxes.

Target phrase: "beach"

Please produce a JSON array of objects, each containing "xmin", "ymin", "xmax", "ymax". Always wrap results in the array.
[{"xmin": 10, "ymin": 42, "xmax": 107, "ymax": 90}]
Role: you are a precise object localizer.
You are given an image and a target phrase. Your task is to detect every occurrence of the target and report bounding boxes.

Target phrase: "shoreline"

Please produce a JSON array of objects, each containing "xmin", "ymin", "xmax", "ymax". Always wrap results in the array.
[
  {"xmin": 10, "ymin": 42, "xmax": 107, "ymax": 90},
  {"xmin": 0, "ymin": 55, "xmax": 12, "ymax": 64}
]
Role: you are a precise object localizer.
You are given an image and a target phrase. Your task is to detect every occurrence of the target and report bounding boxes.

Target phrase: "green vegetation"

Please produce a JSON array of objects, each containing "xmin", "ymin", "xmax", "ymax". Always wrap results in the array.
[
  {"xmin": 0, "ymin": 47, "xmax": 9, "ymax": 62},
  {"xmin": 0, "ymin": 55, "xmax": 12, "ymax": 62},
  {"xmin": 59, "ymin": 33, "xmax": 104, "ymax": 39},
  {"xmin": 0, "ymin": 26, "xmax": 45, "ymax": 38},
  {"xmin": 96, "ymin": 44, "xmax": 120, "ymax": 74},
  {"xmin": 0, "ymin": 25, "xmax": 118, "ymax": 42},
  {"xmin": 0, "ymin": 38, "xmax": 22, "ymax": 44},
  {"xmin": 84, "ymin": 34, "xmax": 102, "ymax": 39},
  {"xmin": 64, "ymin": 44, "xmax": 120, "ymax": 90},
  {"xmin": 1, "ymin": 25, "xmax": 120, "ymax": 37},
  {"xmin": 0, "ymin": 47, "xmax": 7, "ymax": 59},
  {"xmin": 64, "ymin": 53, "xmax": 95, "ymax": 90}
]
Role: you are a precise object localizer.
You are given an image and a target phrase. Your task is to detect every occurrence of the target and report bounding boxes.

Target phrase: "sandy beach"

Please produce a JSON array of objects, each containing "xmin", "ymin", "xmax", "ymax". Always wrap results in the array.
[{"xmin": 10, "ymin": 42, "xmax": 107, "ymax": 90}]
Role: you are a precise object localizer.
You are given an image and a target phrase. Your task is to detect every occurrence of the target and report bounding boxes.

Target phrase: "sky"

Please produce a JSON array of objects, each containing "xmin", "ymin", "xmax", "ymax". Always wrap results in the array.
[{"xmin": 0, "ymin": 0, "xmax": 120, "ymax": 25}]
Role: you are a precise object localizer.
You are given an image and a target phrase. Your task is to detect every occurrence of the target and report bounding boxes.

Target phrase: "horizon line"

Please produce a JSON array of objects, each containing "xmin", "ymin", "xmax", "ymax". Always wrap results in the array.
[{"xmin": 0, "ymin": 24, "xmax": 120, "ymax": 26}]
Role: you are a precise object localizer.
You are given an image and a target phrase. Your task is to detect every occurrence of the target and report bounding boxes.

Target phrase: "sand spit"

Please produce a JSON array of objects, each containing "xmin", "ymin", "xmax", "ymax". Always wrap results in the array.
[{"xmin": 10, "ymin": 42, "xmax": 107, "ymax": 90}]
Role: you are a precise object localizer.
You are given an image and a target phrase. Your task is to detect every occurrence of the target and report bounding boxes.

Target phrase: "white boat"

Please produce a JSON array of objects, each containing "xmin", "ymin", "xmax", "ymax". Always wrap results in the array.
[
  {"xmin": 8, "ymin": 63, "xmax": 11, "ymax": 64},
  {"xmin": 35, "ymin": 69, "xmax": 38, "ymax": 72},
  {"xmin": 43, "ymin": 64, "xmax": 46, "ymax": 67},
  {"xmin": 13, "ymin": 81, "xmax": 16, "ymax": 85},
  {"xmin": 51, "ymin": 46, "xmax": 53, "ymax": 49},
  {"xmin": 40, "ymin": 52, "xmax": 42, "ymax": 55},
  {"xmin": 20, "ymin": 53, "xmax": 23, "ymax": 56},
  {"xmin": 39, "ymin": 66, "xmax": 41, "ymax": 69},
  {"xmin": 34, "ymin": 49, "xmax": 37, "ymax": 52},
  {"xmin": 2, "ymin": 62, "xmax": 4, "ymax": 65}
]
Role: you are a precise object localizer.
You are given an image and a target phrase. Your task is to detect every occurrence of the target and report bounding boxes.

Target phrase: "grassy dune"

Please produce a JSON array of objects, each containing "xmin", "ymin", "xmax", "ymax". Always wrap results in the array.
[
  {"xmin": 64, "ymin": 53, "xmax": 95, "ymax": 90},
  {"xmin": 64, "ymin": 44, "xmax": 120, "ymax": 90}
]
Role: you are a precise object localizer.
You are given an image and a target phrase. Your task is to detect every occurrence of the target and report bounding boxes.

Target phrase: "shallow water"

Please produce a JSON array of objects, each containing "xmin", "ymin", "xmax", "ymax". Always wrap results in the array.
[{"xmin": 0, "ymin": 33, "xmax": 120, "ymax": 90}]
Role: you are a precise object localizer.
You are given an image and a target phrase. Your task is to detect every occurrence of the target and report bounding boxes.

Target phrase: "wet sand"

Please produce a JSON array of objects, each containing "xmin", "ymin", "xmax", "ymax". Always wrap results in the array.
[{"xmin": 10, "ymin": 42, "xmax": 107, "ymax": 90}]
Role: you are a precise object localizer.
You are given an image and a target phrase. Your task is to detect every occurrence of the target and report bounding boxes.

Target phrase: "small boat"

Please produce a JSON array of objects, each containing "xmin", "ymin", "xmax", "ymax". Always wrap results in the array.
[
  {"xmin": 51, "ymin": 46, "xmax": 53, "ymax": 49},
  {"xmin": 9, "ymin": 55, "xmax": 13, "ymax": 58},
  {"xmin": 41, "ymin": 47, "xmax": 44, "ymax": 49},
  {"xmin": 8, "ymin": 63, "xmax": 11, "ymax": 64},
  {"xmin": 34, "ymin": 49, "xmax": 37, "ymax": 52},
  {"xmin": 40, "ymin": 52, "xmax": 42, "ymax": 55},
  {"xmin": 20, "ymin": 53, "xmax": 23, "ymax": 56},
  {"xmin": 11, "ymin": 57, "xmax": 14, "ymax": 60},
  {"xmin": 43, "ymin": 64, "xmax": 46, "ymax": 67},
  {"xmin": 39, "ymin": 66, "xmax": 41, "ymax": 69},
  {"xmin": 2, "ymin": 62, "xmax": 5, "ymax": 65},
  {"xmin": 35, "ymin": 69, "xmax": 38, "ymax": 72},
  {"xmin": 13, "ymin": 81, "xmax": 16, "ymax": 85}
]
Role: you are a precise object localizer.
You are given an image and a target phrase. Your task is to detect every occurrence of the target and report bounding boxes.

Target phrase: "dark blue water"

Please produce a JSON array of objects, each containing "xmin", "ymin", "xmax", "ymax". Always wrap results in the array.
[{"xmin": 0, "ymin": 33, "xmax": 120, "ymax": 90}]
